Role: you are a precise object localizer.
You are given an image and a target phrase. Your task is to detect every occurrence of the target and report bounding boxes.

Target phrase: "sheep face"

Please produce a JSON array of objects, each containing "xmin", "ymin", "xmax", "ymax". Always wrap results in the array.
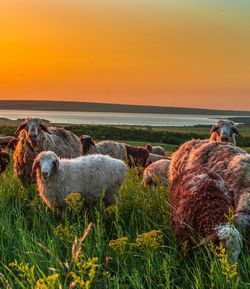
[
  {"xmin": 210, "ymin": 120, "xmax": 240, "ymax": 144},
  {"xmin": 80, "ymin": 135, "xmax": 95, "ymax": 154},
  {"xmin": 16, "ymin": 118, "xmax": 50, "ymax": 148},
  {"xmin": 216, "ymin": 224, "xmax": 242, "ymax": 264},
  {"xmin": 32, "ymin": 151, "xmax": 59, "ymax": 180}
]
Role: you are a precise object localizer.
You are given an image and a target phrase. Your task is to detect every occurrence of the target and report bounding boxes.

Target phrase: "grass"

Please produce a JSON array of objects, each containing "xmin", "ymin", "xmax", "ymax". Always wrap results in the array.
[{"xmin": 1, "ymin": 157, "xmax": 250, "ymax": 288}]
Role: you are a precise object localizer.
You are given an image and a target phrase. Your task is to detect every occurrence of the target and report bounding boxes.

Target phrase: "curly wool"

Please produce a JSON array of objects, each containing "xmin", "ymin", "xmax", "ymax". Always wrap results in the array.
[
  {"xmin": 80, "ymin": 136, "xmax": 127, "ymax": 160},
  {"xmin": 169, "ymin": 167, "xmax": 242, "ymax": 264},
  {"xmin": 143, "ymin": 159, "xmax": 170, "ymax": 186},
  {"xmin": 169, "ymin": 140, "xmax": 250, "ymax": 229},
  {"xmin": 34, "ymin": 151, "xmax": 128, "ymax": 210},
  {"xmin": 14, "ymin": 126, "xmax": 82, "ymax": 183}
]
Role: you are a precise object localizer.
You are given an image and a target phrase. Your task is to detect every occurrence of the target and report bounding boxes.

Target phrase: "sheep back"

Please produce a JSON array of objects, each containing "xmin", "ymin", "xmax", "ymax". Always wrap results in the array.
[
  {"xmin": 36, "ymin": 154, "xmax": 128, "ymax": 210},
  {"xmin": 169, "ymin": 167, "xmax": 233, "ymax": 244},
  {"xmin": 96, "ymin": 140, "xmax": 126, "ymax": 160},
  {"xmin": 124, "ymin": 144, "xmax": 149, "ymax": 167},
  {"xmin": 152, "ymin": 146, "xmax": 165, "ymax": 156},
  {"xmin": 48, "ymin": 127, "xmax": 82, "ymax": 157},
  {"xmin": 143, "ymin": 159, "xmax": 170, "ymax": 186},
  {"xmin": 170, "ymin": 140, "xmax": 250, "ymax": 228}
]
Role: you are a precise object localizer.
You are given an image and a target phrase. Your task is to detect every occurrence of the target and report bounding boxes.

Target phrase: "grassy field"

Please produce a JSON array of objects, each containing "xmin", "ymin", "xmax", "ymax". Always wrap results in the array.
[
  {"xmin": 0, "ymin": 157, "xmax": 250, "ymax": 288},
  {"xmin": 0, "ymin": 122, "xmax": 250, "ymax": 288}
]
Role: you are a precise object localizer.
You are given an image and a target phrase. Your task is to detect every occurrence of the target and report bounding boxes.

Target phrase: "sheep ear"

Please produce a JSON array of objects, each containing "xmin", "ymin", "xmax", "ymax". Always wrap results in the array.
[
  {"xmin": 31, "ymin": 160, "xmax": 40, "ymax": 177},
  {"xmin": 233, "ymin": 127, "xmax": 241, "ymax": 136},
  {"xmin": 209, "ymin": 125, "xmax": 218, "ymax": 135},
  {"xmin": 53, "ymin": 159, "xmax": 59, "ymax": 173},
  {"xmin": 40, "ymin": 124, "xmax": 51, "ymax": 134},
  {"xmin": 15, "ymin": 121, "xmax": 27, "ymax": 135},
  {"xmin": 198, "ymin": 232, "xmax": 218, "ymax": 247}
]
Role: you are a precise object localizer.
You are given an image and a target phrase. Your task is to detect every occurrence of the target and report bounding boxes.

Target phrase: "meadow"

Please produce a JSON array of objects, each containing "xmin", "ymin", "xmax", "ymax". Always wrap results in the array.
[{"xmin": 0, "ymin": 123, "xmax": 250, "ymax": 288}]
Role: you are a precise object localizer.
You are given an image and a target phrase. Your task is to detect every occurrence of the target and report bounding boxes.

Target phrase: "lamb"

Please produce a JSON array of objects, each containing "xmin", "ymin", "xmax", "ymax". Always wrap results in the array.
[
  {"xmin": 31, "ymin": 151, "xmax": 128, "ymax": 211},
  {"xmin": 0, "ymin": 150, "xmax": 10, "ymax": 173},
  {"xmin": 124, "ymin": 144, "xmax": 149, "ymax": 167},
  {"xmin": 80, "ymin": 135, "xmax": 127, "ymax": 160},
  {"xmin": 209, "ymin": 120, "xmax": 240, "ymax": 145},
  {"xmin": 14, "ymin": 118, "xmax": 82, "ymax": 183},
  {"xmin": 144, "ymin": 144, "xmax": 165, "ymax": 156},
  {"xmin": 169, "ymin": 166, "xmax": 242, "ymax": 264},
  {"xmin": 143, "ymin": 159, "xmax": 171, "ymax": 186},
  {"xmin": 169, "ymin": 140, "xmax": 250, "ymax": 231}
]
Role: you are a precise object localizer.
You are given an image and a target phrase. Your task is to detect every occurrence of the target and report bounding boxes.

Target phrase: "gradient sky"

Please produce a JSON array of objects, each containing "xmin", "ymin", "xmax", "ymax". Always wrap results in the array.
[{"xmin": 1, "ymin": 0, "xmax": 250, "ymax": 110}]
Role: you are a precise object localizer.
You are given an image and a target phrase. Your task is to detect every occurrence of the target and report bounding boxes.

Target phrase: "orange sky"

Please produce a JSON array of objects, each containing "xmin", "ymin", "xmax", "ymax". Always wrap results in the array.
[{"xmin": 1, "ymin": 1, "xmax": 250, "ymax": 110}]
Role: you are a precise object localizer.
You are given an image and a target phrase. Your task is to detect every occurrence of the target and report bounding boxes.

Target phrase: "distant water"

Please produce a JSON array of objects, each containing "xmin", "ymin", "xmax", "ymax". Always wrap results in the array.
[{"xmin": 0, "ymin": 110, "xmax": 247, "ymax": 126}]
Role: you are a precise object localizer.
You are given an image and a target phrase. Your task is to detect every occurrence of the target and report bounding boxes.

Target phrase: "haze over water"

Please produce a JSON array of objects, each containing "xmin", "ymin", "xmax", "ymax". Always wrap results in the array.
[{"xmin": 0, "ymin": 110, "xmax": 246, "ymax": 126}]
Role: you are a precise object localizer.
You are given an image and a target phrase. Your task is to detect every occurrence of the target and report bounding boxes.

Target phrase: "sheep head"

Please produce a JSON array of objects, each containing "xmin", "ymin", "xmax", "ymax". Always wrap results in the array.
[
  {"xmin": 144, "ymin": 144, "xmax": 153, "ymax": 152},
  {"xmin": 16, "ymin": 118, "xmax": 51, "ymax": 148},
  {"xmin": 80, "ymin": 135, "xmax": 95, "ymax": 154},
  {"xmin": 198, "ymin": 224, "xmax": 242, "ymax": 264},
  {"xmin": 31, "ymin": 151, "xmax": 59, "ymax": 180},
  {"xmin": 210, "ymin": 120, "xmax": 240, "ymax": 144}
]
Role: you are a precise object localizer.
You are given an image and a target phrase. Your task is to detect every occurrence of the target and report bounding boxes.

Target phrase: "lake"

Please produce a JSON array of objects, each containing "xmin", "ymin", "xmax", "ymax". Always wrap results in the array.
[{"xmin": 0, "ymin": 110, "xmax": 247, "ymax": 126}]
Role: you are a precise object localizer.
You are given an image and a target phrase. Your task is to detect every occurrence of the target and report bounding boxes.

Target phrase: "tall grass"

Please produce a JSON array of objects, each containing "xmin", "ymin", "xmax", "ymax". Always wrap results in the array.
[{"xmin": 0, "ymin": 163, "xmax": 250, "ymax": 288}]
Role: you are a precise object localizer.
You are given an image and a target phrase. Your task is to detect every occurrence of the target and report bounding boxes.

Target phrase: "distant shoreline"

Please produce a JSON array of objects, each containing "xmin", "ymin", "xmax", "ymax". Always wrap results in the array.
[{"xmin": 0, "ymin": 100, "xmax": 250, "ymax": 116}]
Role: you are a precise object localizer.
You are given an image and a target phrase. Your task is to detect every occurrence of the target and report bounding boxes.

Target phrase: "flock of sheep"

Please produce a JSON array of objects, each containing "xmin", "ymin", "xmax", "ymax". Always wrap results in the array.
[{"xmin": 0, "ymin": 117, "xmax": 246, "ymax": 264}]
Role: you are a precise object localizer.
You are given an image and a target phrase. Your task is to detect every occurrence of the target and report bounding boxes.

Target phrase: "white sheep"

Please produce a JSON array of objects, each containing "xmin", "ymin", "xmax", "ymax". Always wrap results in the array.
[
  {"xmin": 143, "ymin": 159, "xmax": 171, "ymax": 186},
  {"xmin": 147, "ymin": 153, "xmax": 170, "ymax": 165},
  {"xmin": 209, "ymin": 120, "xmax": 240, "ymax": 145},
  {"xmin": 14, "ymin": 118, "xmax": 82, "ymax": 183},
  {"xmin": 169, "ymin": 140, "xmax": 250, "ymax": 231},
  {"xmin": 169, "ymin": 166, "xmax": 242, "ymax": 264},
  {"xmin": 31, "ymin": 151, "xmax": 128, "ymax": 211},
  {"xmin": 144, "ymin": 144, "xmax": 165, "ymax": 156},
  {"xmin": 80, "ymin": 135, "xmax": 127, "ymax": 160}
]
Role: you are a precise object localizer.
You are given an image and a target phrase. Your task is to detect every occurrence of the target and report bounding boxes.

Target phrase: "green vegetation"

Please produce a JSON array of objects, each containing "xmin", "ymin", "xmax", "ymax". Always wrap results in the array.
[
  {"xmin": 1, "ymin": 123, "xmax": 250, "ymax": 288},
  {"xmin": 1, "ymin": 161, "xmax": 250, "ymax": 288}
]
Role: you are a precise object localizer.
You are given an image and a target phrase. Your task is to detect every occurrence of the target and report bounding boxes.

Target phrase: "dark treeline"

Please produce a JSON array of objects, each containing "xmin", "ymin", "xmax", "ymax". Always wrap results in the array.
[{"xmin": 1, "ymin": 124, "xmax": 250, "ymax": 147}]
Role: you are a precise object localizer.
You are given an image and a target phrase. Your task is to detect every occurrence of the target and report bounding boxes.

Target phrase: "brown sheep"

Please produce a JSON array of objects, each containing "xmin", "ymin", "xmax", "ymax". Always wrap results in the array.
[
  {"xmin": 169, "ymin": 166, "xmax": 242, "ymax": 264},
  {"xmin": 124, "ymin": 144, "xmax": 149, "ymax": 167},
  {"xmin": 14, "ymin": 118, "xmax": 82, "ymax": 184},
  {"xmin": 169, "ymin": 140, "xmax": 250, "ymax": 232}
]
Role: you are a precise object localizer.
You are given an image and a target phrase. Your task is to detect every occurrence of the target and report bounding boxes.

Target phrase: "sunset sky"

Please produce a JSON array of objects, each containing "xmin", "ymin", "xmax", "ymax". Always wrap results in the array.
[{"xmin": 0, "ymin": 0, "xmax": 250, "ymax": 110}]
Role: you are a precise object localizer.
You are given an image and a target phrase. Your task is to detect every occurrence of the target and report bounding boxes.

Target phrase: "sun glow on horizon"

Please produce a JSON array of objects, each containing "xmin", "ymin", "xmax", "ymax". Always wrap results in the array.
[{"xmin": 0, "ymin": 1, "xmax": 250, "ymax": 110}]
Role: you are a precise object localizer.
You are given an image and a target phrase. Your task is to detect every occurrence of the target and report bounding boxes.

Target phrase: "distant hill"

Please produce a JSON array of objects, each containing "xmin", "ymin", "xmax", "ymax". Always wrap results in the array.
[{"xmin": 0, "ymin": 100, "xmax": 250, "ymax": 116}]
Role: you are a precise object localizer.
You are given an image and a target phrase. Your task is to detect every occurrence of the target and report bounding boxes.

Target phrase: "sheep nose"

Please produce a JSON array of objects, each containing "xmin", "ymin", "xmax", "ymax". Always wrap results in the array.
[{"xmin": 42, "ymin": 172, "xmax": 49, "ymax": 179}]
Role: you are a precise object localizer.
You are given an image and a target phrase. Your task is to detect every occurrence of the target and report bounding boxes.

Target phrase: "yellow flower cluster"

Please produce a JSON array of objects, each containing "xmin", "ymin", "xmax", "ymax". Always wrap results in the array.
[
  {"xmin": 135, "ymin": 230, "xmax": 163, "ymax": 249},
  {"xmin": 35, "ymin": 273, "xmax": 60, "ymax": 289},
  {"xmin": 55, "ymin": 221, "xmax": 78, "ymax": 243},
  {"xmin": 65, "ymin": 193, "xmax": 84, "ymax": 212},
  {"xmin": 9, "ymin": 260, "xmax": 35, "ymax": 287},
  {"xmin": 108, "ymin": 237, "xmax": 129, "ymax": 252},
  {"xmin": 214, "ymin": 243, "xmax": 239, "ymax": 286},
  {"xmin": 105, "ymin": 204, "xmax": 119, "ymax": 215},
  {"xmin": 70, "ymin": 257, "xmax": 98, "ymax": 289}
]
